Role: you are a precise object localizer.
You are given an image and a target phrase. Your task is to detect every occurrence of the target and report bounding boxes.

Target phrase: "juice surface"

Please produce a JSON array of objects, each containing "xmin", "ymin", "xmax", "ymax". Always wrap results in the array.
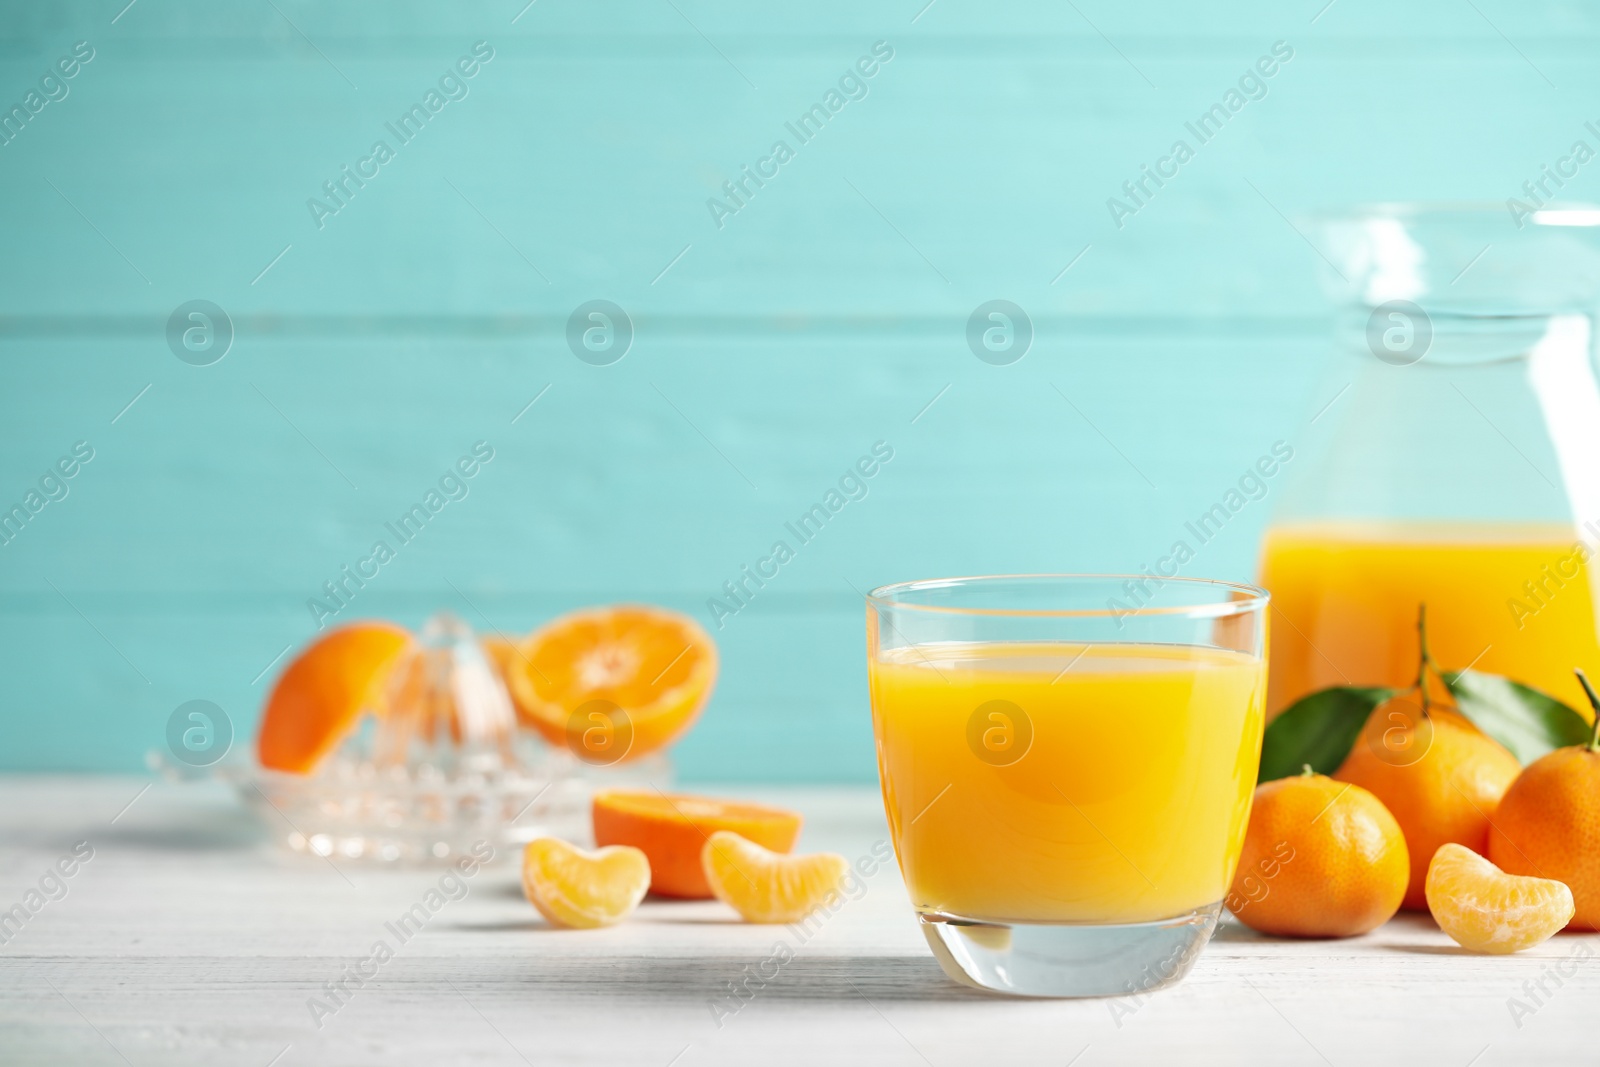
[
  {"xmin": 868, "ymin": 642, "xmax": 1265, "ymax": 925},
  {"xmin": 1260, "ymin": 522, "xmax": 1600, "ymax": 714}
]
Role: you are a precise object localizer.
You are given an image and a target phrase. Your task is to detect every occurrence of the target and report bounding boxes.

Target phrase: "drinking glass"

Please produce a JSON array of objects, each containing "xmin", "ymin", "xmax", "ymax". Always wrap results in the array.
[{"xmin": 866, "ymin": 574, "xmax": 1268, "ymax": 997}]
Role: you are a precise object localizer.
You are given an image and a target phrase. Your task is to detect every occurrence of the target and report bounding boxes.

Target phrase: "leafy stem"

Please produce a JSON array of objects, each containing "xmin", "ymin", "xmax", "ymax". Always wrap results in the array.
[
  {"xmin": 1259, "ymin": 601, "xmax": 1594, "ymax": 780},
  {"xmin": 1575, "ymin": 669, "xmax": 1600, "ymax": 752},
  {"xmin": 1414, "ymin": 603, "xmax": 1433, "ymax": 719}
]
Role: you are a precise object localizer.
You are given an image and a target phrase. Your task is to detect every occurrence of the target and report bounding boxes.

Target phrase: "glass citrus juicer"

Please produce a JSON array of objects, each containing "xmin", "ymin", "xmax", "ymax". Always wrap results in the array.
[
  {"xmin": 235, "ymin": 613, "xmax": 669, "ymax": 863},
  {"xmin": 1262, "ymin": 204, "xmax": 1600, "ymax": 714}
]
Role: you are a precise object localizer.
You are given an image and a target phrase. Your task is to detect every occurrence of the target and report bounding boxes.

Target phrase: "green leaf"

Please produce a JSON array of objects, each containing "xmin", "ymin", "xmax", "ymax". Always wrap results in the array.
[
  {"xmin": 1259, "ymin": 686, "xmax": 1398, "ymax": 783},
  {"xmin": 1442, "ymin": 669, "xmax": 1592, "ymax": 765}
]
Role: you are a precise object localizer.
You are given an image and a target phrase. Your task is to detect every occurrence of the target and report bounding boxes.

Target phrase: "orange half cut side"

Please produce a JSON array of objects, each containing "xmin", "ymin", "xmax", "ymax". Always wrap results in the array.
[
  {"xmin": 503, "ymin": 605, "xmax": 717, "ymax": 762},
  {"xmin": 593, "ymin": 790, "xmax": 802, "ymax": 898}
]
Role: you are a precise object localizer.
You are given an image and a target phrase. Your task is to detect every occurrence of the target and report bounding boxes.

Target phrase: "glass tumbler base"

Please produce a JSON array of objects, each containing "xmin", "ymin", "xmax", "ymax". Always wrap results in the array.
[{"xmin": 918, "ymin": 902, "xmax": 1221, "ymax": 998}]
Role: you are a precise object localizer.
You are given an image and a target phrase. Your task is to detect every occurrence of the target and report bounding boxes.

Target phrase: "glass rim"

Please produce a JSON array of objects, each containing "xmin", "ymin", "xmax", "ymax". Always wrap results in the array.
[{"xmin": 864, "ymin": 573, "xmax": 1270, "ymax": 620}]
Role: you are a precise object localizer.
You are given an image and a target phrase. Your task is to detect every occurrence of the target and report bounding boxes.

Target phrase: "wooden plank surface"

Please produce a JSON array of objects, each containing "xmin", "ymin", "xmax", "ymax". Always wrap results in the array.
[{"xmin": 0, "ymin": 775, "xmax": 1594, "ymax": 1066}]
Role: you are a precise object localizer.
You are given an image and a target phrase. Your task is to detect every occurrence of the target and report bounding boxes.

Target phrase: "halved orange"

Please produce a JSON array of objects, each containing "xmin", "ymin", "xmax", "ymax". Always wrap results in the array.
[
  {"xmin": 593, "ymin": 790, "xmax": 802, "ymax": 899},
  {"xmin": 522, "ymin": 837, "xmax": 650, "ymax": 929},
  {"xmin": 1425, "ymin": 843, "xmax": 1574, "ymax": 954},
  {"xmin": 703, "ymin": 830, "xmax": 848, "ymax": 924},
  {"xmin": 257, "ymin": 622, "xmax": 412, "ymax": 773},
  {"xmin": 501, "ymin": 605, "xmax": 716, "ymax": 763}
]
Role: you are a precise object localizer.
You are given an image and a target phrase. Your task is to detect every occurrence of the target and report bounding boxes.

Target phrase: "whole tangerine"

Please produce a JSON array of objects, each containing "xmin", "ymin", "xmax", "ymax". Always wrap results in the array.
[
  {"xmin": 1228, "ymin": 769, "xmax": 1408, "ymax": 938},
  {"xmin": 1489, "ymin": 739, "xmax": 1600, "ymax": 930},
  {"xmin": 1334, "ymin": 703, "xmax": 1520, "ymax": 911}
]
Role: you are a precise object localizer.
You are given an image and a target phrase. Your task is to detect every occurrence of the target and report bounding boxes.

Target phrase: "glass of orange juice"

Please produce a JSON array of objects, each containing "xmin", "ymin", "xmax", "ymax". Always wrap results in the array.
[{"xmin": 866, "ymin": 574, "xmax": 1268, "ymax": 997}]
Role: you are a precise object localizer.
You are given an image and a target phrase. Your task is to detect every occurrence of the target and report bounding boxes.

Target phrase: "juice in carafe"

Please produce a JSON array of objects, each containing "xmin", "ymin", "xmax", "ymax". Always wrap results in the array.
[{"xmin": 1260, "ymin": 521, "xmax": 1600, "ymax": 713}]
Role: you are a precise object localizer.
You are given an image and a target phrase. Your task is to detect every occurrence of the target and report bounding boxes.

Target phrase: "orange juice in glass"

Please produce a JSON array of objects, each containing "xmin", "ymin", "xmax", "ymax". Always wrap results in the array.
[
  {"xmin": 866, "ymin": 575, "xmax": 1268, "ymax": 997},
  {"xmin": 1261, "ymin": 521, "xmax": 1600, "ymax": 714}
]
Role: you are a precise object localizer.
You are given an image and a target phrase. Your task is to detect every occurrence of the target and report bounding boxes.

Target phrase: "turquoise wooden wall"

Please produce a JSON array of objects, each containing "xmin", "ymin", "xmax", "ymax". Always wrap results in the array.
[{"xmin": 3, "ymin": 1, "xmax": 1595, "ymax": 779}]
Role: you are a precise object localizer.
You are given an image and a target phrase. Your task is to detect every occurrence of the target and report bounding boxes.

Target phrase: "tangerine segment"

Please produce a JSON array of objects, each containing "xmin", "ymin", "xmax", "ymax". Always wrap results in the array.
[
  {"xmin": 522, "ymin": 838, "xmax": 651, "ymax": 929},
  {"xmin": 257, "ymin": 623, "xmax": 412, "ymax": 774},
  {"xmin": 1426, "ymin": 843, "xmax": 1574, "ymax": 954},
  {"xmin": 703, "ymin": 830, "xmax": 847, "ymax": 924},
  {"xmin": 593, "ymin": 790, "xmax": 803, "ymax": 899},
  {"xmin": 504, "ymin": 605, "xmax": 717, "ymax": 762}
]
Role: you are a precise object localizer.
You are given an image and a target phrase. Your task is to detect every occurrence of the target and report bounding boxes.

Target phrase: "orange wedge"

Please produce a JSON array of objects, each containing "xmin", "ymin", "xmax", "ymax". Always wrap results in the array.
[
  {"xmin": 593, "ymin": 790, "xmax": 803, "ymax": 899},
  {"xmin": 703, "ymin": 830, "xmax": 848, "ymax": 924},
  {"xmin": 521, "ymin": 838, "xmax": 651, "ymax": 929},
  {"xmin": 257, "ymin": 622, "xmax": 412, "ymax": 773},
  {"xmin": 1425, "ymin": 843, "xmax": 1574, "ymax": 954},
  {"xmin": 502, "ymin": 605, "xmax": 716, "ymax": 763}
]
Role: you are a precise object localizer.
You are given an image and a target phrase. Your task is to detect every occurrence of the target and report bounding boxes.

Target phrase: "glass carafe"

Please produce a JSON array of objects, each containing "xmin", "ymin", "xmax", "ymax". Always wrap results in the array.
[{"xmin": 1262, "ymin": 204, "xmax": 1600, "ymax": 714}]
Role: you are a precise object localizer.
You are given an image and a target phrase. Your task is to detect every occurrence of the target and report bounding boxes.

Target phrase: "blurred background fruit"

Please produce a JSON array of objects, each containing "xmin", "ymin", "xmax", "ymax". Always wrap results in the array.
[
  {"xmin": 498, "ymin": 605, "xmax": 716, "ymax": 764},
  {"xmin": 592, "ymin": 790, "xmax": 801, "ymax": 898},
  {"xmin": 256, "ymin": 622, "xmax": 412, "ymax": 773}
]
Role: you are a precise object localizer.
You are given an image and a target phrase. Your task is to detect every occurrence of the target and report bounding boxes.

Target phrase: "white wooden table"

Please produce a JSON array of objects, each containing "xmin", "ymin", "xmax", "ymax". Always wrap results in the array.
[{"xmin": 0, "ymin": 777, "xmax": 1593, "ymax": 1066}]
